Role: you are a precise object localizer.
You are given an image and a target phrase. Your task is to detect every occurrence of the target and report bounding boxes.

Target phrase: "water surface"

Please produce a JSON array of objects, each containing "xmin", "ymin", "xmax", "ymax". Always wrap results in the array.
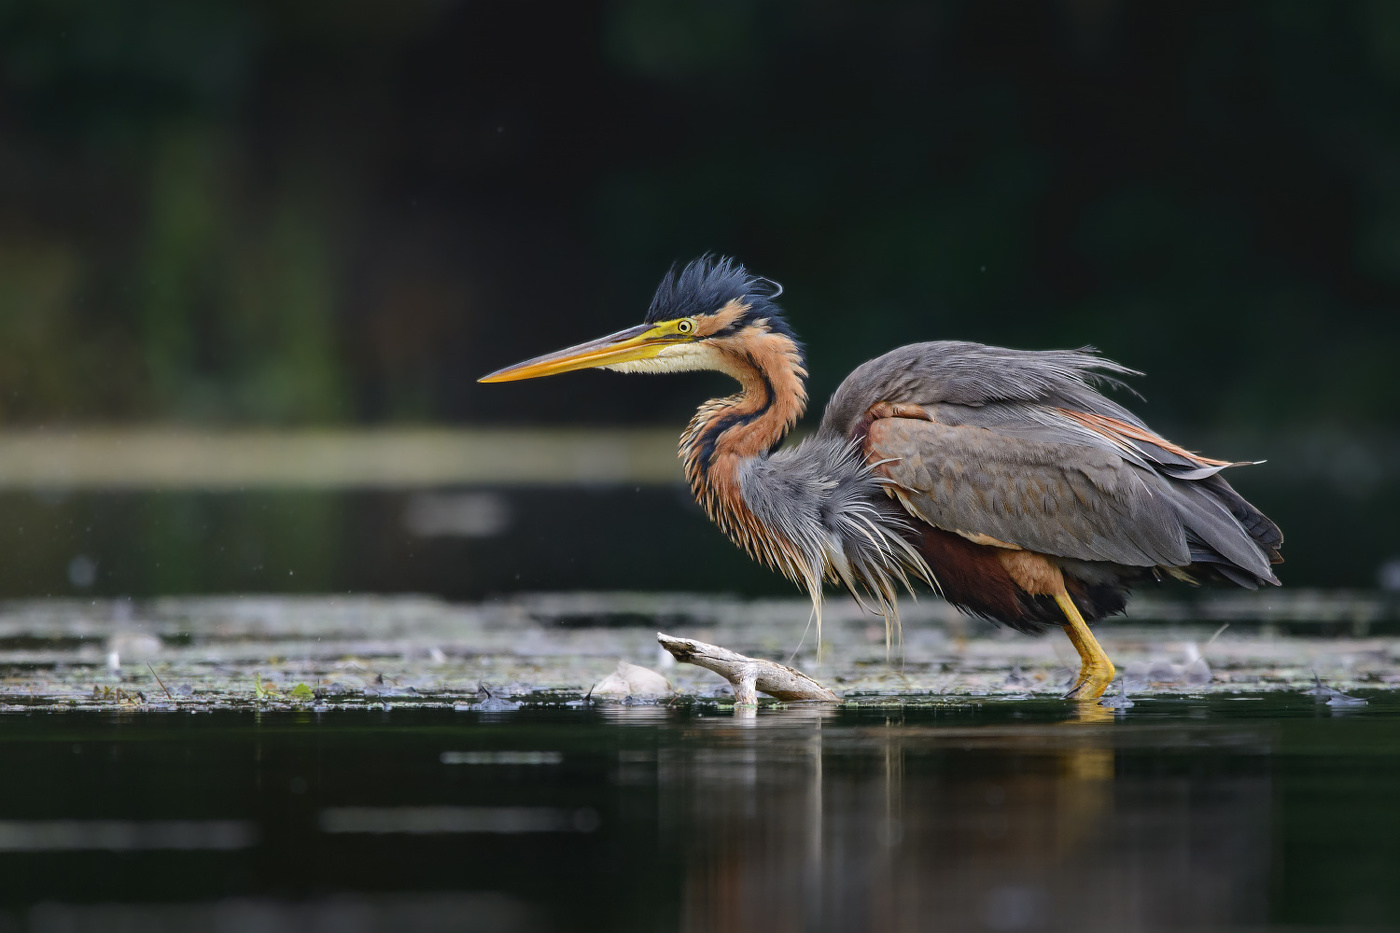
[{"xmin": 3, "ymin": 696, "xmax": 1397, "ymax": 931}]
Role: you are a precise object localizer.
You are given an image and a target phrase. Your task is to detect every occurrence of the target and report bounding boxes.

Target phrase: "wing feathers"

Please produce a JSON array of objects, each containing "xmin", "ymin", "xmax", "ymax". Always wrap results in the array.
[
  {"xmin": 865, "ymin": 411, "xmax": 1278, "ymax": 585},
  {"xmin": 819, "ymin": 341, "xmax": 1281, "ymax": 589},
  {"xmin": 820, "ymin": 341, "xmax": 1142, "ymax": 439}
]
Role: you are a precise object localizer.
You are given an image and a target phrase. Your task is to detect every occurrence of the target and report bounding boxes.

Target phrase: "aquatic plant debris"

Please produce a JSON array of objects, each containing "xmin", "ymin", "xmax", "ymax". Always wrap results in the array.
[
  {"xmin": 656, "ymin": 632, "xmax": 840, "ymax": 705},
  {"xmin": 1326, "ymin": 691, "xmax": 1368, "ymax": 707},
  {"xmin": 0, "ymin": 594, "xmax": 1398, "ymax": 712},
  {"xmin": 589, "ymin": 660, "xmax": 672, "ymax": 698},
  {"xmin": 1099, "ymin": 678, "xmax": 1135, "ymax": 710},
  {"xmin": 1305, "ymin": 673, "xmax": 1368, "ymax": 707}
]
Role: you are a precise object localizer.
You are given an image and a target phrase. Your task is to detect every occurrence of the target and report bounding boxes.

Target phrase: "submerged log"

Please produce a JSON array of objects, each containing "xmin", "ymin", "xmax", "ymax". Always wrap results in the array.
[{"xmin": 656, "ymin": 633, "xmax": 840, "ymax": 705}]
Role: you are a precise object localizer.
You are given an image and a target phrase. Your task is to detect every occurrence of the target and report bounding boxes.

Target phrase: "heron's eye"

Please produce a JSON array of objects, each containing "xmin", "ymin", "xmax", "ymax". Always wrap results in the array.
[{"xmin": 676, "ymin": 318, "xmax": 696, "ymax": 335}]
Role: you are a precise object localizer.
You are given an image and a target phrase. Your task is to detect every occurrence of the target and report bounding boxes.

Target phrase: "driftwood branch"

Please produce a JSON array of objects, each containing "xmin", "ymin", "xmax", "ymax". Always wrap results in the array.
[{"xmin": 656, "ymin": 633, "xmax": 840, "ymax": 705}]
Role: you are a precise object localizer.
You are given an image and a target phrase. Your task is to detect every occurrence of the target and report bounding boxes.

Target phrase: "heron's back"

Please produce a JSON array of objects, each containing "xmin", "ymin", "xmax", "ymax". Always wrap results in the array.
[{"xmin": 819, "ymin": 340, "xmax": 1282, "ymax": 628}]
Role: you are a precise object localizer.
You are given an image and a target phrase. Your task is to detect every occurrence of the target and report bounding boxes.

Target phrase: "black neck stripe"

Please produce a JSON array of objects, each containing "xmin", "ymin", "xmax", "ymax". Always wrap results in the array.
[{"xmin": 694, "ymin": 357, "xmax": 775, "ymax": 475}]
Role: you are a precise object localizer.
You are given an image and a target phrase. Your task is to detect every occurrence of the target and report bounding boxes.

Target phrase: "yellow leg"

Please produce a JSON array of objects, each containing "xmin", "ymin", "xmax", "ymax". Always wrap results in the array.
[{"xmin": 1055, "ymin": 593, "xmax": 1115, "ymax": 700}]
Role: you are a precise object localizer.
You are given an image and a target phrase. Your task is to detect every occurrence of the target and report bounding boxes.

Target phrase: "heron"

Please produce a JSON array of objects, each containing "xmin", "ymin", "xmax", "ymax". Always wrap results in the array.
[{"xmin": 480, "ymin": 256, "xmax": 1282, "ymax": 699}]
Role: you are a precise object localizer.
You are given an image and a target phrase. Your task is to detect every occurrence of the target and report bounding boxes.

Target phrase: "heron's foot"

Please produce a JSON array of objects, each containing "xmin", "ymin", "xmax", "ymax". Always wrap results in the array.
[
  {"xmin": 1061, "ymin": 657, "xmax": 1116, "ymax": 700},
  {"xmin": 1054, "ymin": 593, "xmax": 1116, "ymax": 702}
]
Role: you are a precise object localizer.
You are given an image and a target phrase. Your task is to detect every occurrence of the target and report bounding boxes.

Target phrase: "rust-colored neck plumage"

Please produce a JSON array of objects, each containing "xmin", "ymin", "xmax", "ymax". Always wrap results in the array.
[{"xmin": 679, "ymin": 323, "xmax": 809, "ymax": 573}]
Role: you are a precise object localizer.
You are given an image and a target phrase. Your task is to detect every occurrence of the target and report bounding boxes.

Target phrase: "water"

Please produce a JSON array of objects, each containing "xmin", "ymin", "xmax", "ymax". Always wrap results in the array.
[
  {"xmin": 1, "ymin": 697, "xmax": 1396, "ymax": 932},
  {"xmin": 0, "ymin": 584, "xmax": 1396, "ymax": 931},
  {"xmin": 1, "ymin": 475, "xmax": 1396, "ymax": 602}
]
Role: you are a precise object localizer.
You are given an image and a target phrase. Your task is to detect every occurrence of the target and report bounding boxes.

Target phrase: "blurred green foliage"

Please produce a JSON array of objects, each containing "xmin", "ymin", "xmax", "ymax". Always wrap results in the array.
[
  {"xmin": 0, "ymin": 0, "xmax": 434, "ymax": 423},
  {"xmin": 0, "ymin": 0, "xmax": 1396, "ymax": 430}
]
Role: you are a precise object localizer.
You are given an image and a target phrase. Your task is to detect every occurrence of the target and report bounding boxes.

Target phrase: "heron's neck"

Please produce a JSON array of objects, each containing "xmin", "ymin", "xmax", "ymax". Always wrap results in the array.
[{"xmin": 680, "ymin": 331, "xmax": 808, "ymax": 556}]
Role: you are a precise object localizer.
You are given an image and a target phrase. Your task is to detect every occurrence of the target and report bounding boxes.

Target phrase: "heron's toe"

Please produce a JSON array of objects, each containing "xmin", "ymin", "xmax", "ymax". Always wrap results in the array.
[{"xmin": 1063, "ymin": 660, "xmax": 1115, "ymax": 701}]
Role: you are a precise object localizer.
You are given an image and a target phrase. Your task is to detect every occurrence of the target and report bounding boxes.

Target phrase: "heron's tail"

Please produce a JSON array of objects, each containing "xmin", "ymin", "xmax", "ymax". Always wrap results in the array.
[{"xmin": 1167, "ymin": 473, "xmax": 1282, "ymax": 589}]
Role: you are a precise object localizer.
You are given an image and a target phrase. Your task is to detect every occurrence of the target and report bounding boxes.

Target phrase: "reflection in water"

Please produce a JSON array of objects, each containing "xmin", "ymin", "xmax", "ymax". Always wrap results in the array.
[
  {"xmin": 664, "ymin": 708, "xmax": 1270, "ymax": 931},
  {"xmin": 9, "ymin": 703, "xmax": 1378, "ymax": 931},
  {"xmin": 0, "ymin": 819, "xmax": 256, "ymax": 852},
  {"xmin": 595, "ymin": 704, "xmax": 677, "ymax": 726},
  {"xmin": 26, "ymin": 894, "xmax": 540, "ymax": 933}
]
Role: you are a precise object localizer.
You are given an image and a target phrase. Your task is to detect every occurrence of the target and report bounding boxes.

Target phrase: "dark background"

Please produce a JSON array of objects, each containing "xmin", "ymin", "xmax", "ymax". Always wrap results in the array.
[{"xmin": 1, "ymin": 0, "xmax": 1397, "ymax": 595}]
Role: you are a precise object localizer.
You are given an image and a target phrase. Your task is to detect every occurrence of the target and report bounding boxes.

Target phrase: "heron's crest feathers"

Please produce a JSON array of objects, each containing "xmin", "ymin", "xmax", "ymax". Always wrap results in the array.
[{"xmin": 646, "ymin": 255, "xmax": 799, "ymax": 345}]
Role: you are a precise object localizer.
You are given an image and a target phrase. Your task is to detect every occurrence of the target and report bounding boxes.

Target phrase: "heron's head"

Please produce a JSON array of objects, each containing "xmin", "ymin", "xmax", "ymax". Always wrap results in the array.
[{"xmin": 479, "ymin": 255, "xmax": 802, "ymax": 384}]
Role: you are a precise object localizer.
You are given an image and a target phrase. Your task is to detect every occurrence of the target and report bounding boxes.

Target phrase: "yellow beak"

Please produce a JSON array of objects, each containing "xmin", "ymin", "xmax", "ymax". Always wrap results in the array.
[{"xmin": 478, "ymin": 323, "xmax": 680, "ymax": 383}]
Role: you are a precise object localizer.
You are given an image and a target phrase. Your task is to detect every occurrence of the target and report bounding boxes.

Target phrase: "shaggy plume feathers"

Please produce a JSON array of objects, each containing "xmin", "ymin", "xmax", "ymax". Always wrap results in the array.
[
  {"xmin": 646, "ymin": 255, "xmax": 800, "ymax": 345},
  {"xmin": 738, "ymin": 435, "xmax": 933, "ymax": 648}
]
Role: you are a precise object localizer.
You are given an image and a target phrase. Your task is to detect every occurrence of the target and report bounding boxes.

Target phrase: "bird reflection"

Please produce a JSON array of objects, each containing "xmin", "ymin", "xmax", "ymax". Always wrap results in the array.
[{"xmin": 660, "ymin": 707, "xmax": 1269, "ymax": 932}]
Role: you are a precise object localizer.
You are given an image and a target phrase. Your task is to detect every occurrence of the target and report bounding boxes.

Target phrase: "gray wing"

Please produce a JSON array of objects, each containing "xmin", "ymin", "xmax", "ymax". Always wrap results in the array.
[
  {"xmin": 820, "ymin": 342, "xmax": 1281, "ymax": 585},
  {"xmin": 821, "ymin": 341, "xmax": 1144, "ymax": 437}
]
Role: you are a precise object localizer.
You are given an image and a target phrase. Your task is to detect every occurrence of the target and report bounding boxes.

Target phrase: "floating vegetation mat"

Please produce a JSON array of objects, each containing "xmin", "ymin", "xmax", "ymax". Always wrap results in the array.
[{"xmin": 1, "ymin": 590, "xmax": 1398, "ymax": 712}]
